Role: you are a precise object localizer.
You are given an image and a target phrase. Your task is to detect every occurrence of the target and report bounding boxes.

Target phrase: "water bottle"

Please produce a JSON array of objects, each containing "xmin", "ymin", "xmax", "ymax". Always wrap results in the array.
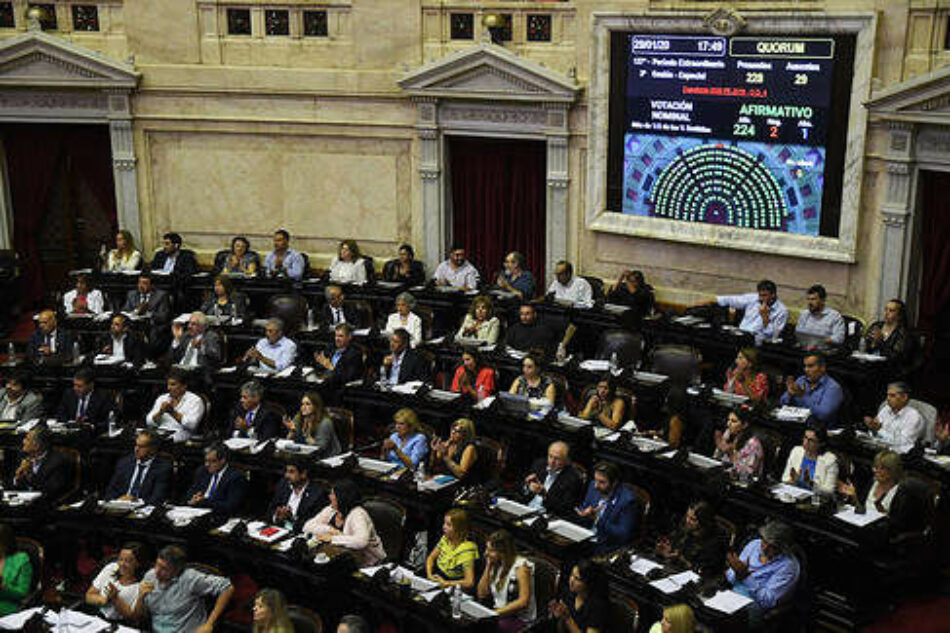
[
  {"xmin": 858, "ymin": 336, "xmax": 867, "ymax": 354},
  {"xmin": 451, "ymin": 585, "xmax": 462, "ymax": 619},
  {"xmin": 609, "ymin": 351, "xmax": 619, "ymax": 373},
  {"xmin": 379, "ymin": 363, "xmax": 388, "ymax": 386},
  {"xmin": 108, "ymin": 410, "xmax": 117, "ymax": 436},
  {"xmin": 72, "ymin": 341, "xmax": 81, "ymax": 365},
  {"xmin": 5, "ymin": 342, "xmax": 14, "ymax": 366},
  {"xmin": 415, "ymin": 461, "xmax": 426, "ymax": 487},
  {"xmin": 307, "ymin": 308, "xmax": 315, "ymax": 330}
]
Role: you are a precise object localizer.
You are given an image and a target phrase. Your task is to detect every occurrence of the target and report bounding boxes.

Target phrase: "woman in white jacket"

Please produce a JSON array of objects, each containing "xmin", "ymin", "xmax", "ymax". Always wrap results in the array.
[
  {"xmin": 303, "ymin": 479, "xmax": 385, "ymax": 566},
  {"xmin": 383, "ymin": 292, "xmax": 423, "ymax": 348},
  {"xmin": 782, "ymin": 421, "xmax": 838, "ymax": 494}
]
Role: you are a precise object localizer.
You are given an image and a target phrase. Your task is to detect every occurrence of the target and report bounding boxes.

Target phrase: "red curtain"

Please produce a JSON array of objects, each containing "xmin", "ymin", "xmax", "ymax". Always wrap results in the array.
[
  {"xmin": 70, "ymin": 126, "xmax": 117, "ymax": 225},
  {"xmin": 5, "ymin": 128, "xmax": 66, "ymax": 306},
  {"xmin": 919, "ymin": 171, "xmax": 950, "ymax": 333},
  {"xmin": 449, "ymin": 137, "xmax": 547, "ymax": 291}
]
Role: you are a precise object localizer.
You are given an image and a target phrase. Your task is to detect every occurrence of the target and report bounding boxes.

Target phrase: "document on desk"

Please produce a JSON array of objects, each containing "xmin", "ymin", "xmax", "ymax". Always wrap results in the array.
[
  {"xmin": 461, "ymin": 598, "xmax": 498, "ymax": 619},
  {"xmin": 321, "ymin": 451, "xmax": 353, "ymax": 468},
  {"xmin": 0, "ymin": 607, "xmax": 135, "ymax": 632},
  {"xmin": 650, "ymin": 570, "xmax": 700, "ymax": 594},
  {"xmin": 834, "ymin": 505, "xmax": 886, "ymax": 527},
  {"xmin": 246, "ymin": 521, "xmax": 290, "ymax": 543},
  {"xmin": 657, "ymin": 450, "xmax": 721, "ymax": 469},
  {"xmin": 773, "ymin": 406, "xmax": 812, "ymax": 422},
  {"xmin": 632, "ymin": 370, "xmax": 669, "ymax": 385},
  {"xmin": 703, "ymin": 589, "xmax": 754, "ymax": 614},
  {"xmin": 850, "ymin": 351, "xmax": 887, "ymax": 362},
  {"xmin": 358, "ymin": 457, "xmax": 398, "ymax": 474},
  {"xmin": 100, "ymin": 498, "xmax": 144, "ymax": 512},
  {"xmin": 556, "ymin": 412, "xmax": 592, "ymax": 429},
  {"xmin": 3, "ymin": 491, "xmax": 42, "ymax": 503},
  {"xmin": 628, "ymin": 555, "xmax": 663, "ymax": 576},
  {"xmin": 166, "ymin": 506, "xmax": 213, "ymax": 523},
  {"xmin": 224, "ymin": 437, "xmax": 258, "ymax": 451},
  {"xmin": 390, "ymin": 381, "xmax": 423, "ymax": 395},
  {"xmin": 275, "ymin": 439, "xmax": 321, "ymax": 454},
  {"xmin": 427, "ymin": 389, "xmax": 463, "ymax": 403},
  {"xmin": 770, "ymin": 483, "xmax": 813, "ymax": 501},
  {"xmin": 491, "ymin": 497, "xmax": 536, "ymax": 517},
  {"xmin": 274, "ymin": 365, "xmax": 297, "ymax": 379},
  {"xmin": 579, "ymin": 359, "xmax": 611, "ymax": 372},
  {"xmin": 547, "ymin": 519, "xmax": 596, "ymax": 542},
  {"xmin": 419, "ymin": 475, "xmax": 457, "ymax": 491},
  {"xmin": 630, "ymin": 436, "xmax": 668, "ymax": 452}
]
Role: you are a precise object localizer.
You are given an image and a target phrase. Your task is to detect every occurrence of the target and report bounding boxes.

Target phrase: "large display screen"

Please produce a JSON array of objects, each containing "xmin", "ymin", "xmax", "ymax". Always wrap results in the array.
[{"xmin": 615, "ymin": 33, "xmax": 852, "ymax": 236}]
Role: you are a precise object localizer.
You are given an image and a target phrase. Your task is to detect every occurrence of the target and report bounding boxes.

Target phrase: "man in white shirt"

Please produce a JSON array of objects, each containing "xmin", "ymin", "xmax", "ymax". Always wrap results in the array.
[
  {"xmin": 864, "ymin": 381, "xmax": 924, "ymax": 454},
  {"xmin": 243, "ymin": 317, "xmax": 297, "ymax": 373},
  {"xmin": 547, "ymin": 261, "xmax": 593, "ymax": 308},
  {"xmin": 146, "ymin": 368, "xmax": 205, "ymax": 443},
  {"xmin": 433, "ymin": 245, "xmax": 480, "ymax": 290},
  {"xmin": 795, "ymin": 284, "xmax": 846, "ymax": 345}
]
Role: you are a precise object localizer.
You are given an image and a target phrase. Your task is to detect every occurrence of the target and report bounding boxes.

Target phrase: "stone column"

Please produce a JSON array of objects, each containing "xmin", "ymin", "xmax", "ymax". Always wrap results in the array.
[
  {"xmin": 108, "ymin": 104, "xmax": 142, "ymax": 246},
  {"xmin": 877, "ymin": 121, "xmax": 915, "ymax": 309},
  {"xmin": 544, "ymin": 103, "xmax": 569, "ymax": 285},
  {"xmin": 0, "ymin": 139, "xmax": 12, "ymax": 249},
  {"xmin": 414, "ymin": 97, "xmax": 443, "ymax": 272}
]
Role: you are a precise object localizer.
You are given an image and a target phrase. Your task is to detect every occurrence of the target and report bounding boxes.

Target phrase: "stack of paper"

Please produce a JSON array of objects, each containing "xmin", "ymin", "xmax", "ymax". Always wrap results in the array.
[
  {"xmin": 704, "ymin": 589, "xmax": 754, "ymax": 614},
  {"xmin": 834, "ymin": 505, "xmax": 886, "ymax": 527},
  {"xmin": 773, "ymin": 406, "xmax": 812, "ymax": 422},
  {"xmin": 492, "ymin": 498, "xmax": 536, "ymax": 517},
  {"xmin": 628, "ymin": 555, "xmax": 663, "ymax": 576},
  {"xmin": 547, "ymin": 520, "xmax": 596, "ymax": 542},
  {"xmin": 650, "ymin": 570, "xmax": 700, "ymax": 594},
  {"xmin": 358, "ymin": 457, "xmax": 397, "ymax": 474}
]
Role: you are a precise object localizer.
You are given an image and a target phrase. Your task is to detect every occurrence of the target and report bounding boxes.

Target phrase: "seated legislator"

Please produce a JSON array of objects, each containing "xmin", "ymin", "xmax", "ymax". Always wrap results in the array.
[
  {"xmin": 451, "ymin": 349, "xmax": 497, "ymax": 401},
  {"xmin": 322, "ymin": 284, "xmax": 363, "ymax": 329},
  {"xmin": 655, "ymin": 501, "xmax": 728, "ymax": 578},
  {"xmin": 522, "ymin": 440, "xmax": 584, "ymax": 518},
  {"xmin": 313, "ymin": 323, "xmax": 365, "ymax": 388},
  {"xmin": 430, "ymin": 418, "xmax": 479, "ymax": 484},
  {"xmin": 266, "ymin": 457, "xmax": 327, "ymax": 532},
  {"xmin": 713, "ymin": 406, "xmax": 764, "ymax": 478},
  {"xmin": 123, "ymin": 273, "xmax": 172, "ymax": 356},
  {"xmin": 146, "ymin": 368, "xmax": 205, "ymax": 442},
  {"xmin": 477, "ymin": 530, "xmax": 537, "ymax": 629},
  {"xmin": 98, "ymin": 313, "xmax": 146, "ymax": 366},
  {"xmin": 133, "ymin": 545, "xmax": 234, "ymax": 633},
  {"xmin": 649, "ymin": 604, "xmax": 696, "ymax": 633},
  {"xmin": 63, "ymin": 273, "xmax": 105, "ymax": 315},
  {"xmin": 548, "ymin": 559, "xmax": 609, "ymax": 633},
  {"xmin": 865, "ymin": 298, "xmax": 913, "ymax": 364},
  {"xmin": 27, "ymin": 309, "xmax": 74, "ymax": 366},
  {"xmin": 434, "ymin": 244, "xmax": 480, "ymax": 290},
  {"xmin": 714, "ymin": 279, "xmax": 788, "ymax": 343},
  {"xmin": 579, "ymin": 375, "xmax": 627, "ymax": 430},
  {"xmin": 230, "ymin": 380, "xmax": 282, "ymax": 441},
  {"xmin": 504, "ymin": 303, "xmax": 558, "ymax": 357},
  {"xmin": 186, "ymin": 442, "xmax": 247, "ymax": 515},
  {"xmin": 264, "ymin": 229, "xmax": 306, "ymax": 281},
  {"xmin": 782, "ymin": 421, "xmax": 838, "ymax": 494},
  {"xmin": 215, "ymin": 236, "xmax": 259, "ymax": 276},
  {"xmin": 576, "ymin": 461, "xmax": 641, "ymax": 553},
  {"xmin": 85, "ymin": 541, "xmax": 148, "ymax": 622},
  {"xmin": 149, "ymin": 232, "xmax": 198, "ymax": 277},
  {"xmin": 105, "ymin": 429, "xmax": 173, "ymax": 506},
  {"xmin": 55, "ymin": 368, "xmax": 112, "ymax": 430},
  {"xmin": 383, "ymin": 244, "xmax": 426, "ymax": 286},
  {"xmin": 253, "ymin": 589, "xmax": 294, "ymax": 633},
  {"xmin": 725, "ymin": 521, "xmax": 801, "ymax": 624},
  {"xmin": 383, "ymin": 292, "xmax": 423, "ymax": 347},
  {"xmin": 381, "ymin": 407, "xmax": 429, "ymax": 469},
  {"xmin": 862, "ymin": 381, "xmax": 924, "ymax": 454},
  {"xmin": 380, "ymin": 328, "xmax": 429, "ymax": 384},
  {"xmin": 0, "ymin": 372, "xmax": 44, "ymax": 422},
  {"xmin": 780, "ymin": 352, "xmax": 844, "ymax": 427},
  {"xmin": 103, "ymin": 229, "xmax": 142, "ymax": 273},
  {"xmin": 382, "ymin": 243, "xmax": 425, "ymax": 286},
  {"xmin": 171, "ymin": 312, "xmax": 224, "ymax": 370},
  {"xmin": 495, "ymin": 251, "xmax": 536, "ymax": 300},
  {"xmin": 722, "ymin": 346, "xmax": 769, "ymax": 403},
  {"xmin": 607, "ymin": 269, "xmax": 655, "ymax": 324},
  {"xmin": 243, "ymin": 318, "xmax": 296, "ymax": 373},
  {"xmin": 838, "ymin": 450, "xmax": 928, "ymax": 534},
  {"xmin": 284, "ymin": 391, "xmax": 341, "ymax": 457},
  {"xmin": 11, "ymin": 427, "xmax": 69, "ymax": 500},
  {"xmin": 426, "ymin": 509, "xmax": 478, "ymax": 590},
  {"xmin": 456, "ymin": 295, "xmax": 500, "ymax": 344},
  {"xmin": 329, "ymin": 239, "xmax": 367, "ymax": 285},
  {"xmin": 0, "ymin": 523, "xmax": 33, "ymax": 616},
  {"xmin": 303, "ymin": 479, "xmax": 386, "ymax": 566},
  {"xmin": 201, "ymin": 275, "xmax": 246, "ymax": 320},
  {"xmin": 547, "ymin": 260, "xmax": 593, "ymax": 308},
  {"xmin": 795, "ymin": 284, "xmax": 845, "ymax": 345},
  {"xmin": 509, "ymin": 353, "xmax": 556, "ymax": 407}
]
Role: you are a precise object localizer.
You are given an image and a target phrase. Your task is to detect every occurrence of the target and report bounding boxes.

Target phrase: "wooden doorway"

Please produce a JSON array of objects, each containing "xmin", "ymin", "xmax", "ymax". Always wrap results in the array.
[{"xmin": 447, "ymin": 136, "xmax": 547, "ymax": 291}]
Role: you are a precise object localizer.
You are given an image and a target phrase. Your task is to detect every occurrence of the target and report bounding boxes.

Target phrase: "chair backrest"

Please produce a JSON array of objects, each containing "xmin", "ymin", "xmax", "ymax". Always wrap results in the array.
[
  {"xmin": 571, "ymin": 462, "xmax": 588, "ymax": 489},
  {"xmin": 582, "ymin": 275, "xmax": 605, "ymax": 304},
  {"xmin": 607, "ymin": 594, "xmax": 639, "ymax": 633},
  {"xmin": 53, "ymin": 446, "xmax": 82, "ymax": 503},
  {"xmin": 362, "ymin": 496, "xmax": 407, "ymax": 563},
  {"xmin": 625, "ymin": 483, "xmax": 652, "ymax": 539},
  {"xmin": 287, "ymin": 605, "xmax": 323, "ymax": 633},
  {"xmin": 266, "ymin": 294, "xmax": 308, "ymax": 335},
  {"xmin": 754, "ymin": 427, "xmax": 784, "ymax": 480},
  {"xmin": 526, "ymin": 553, "xmax": 560, "ymax": 611},
  {"xmin": 842, "ymin": 315, "xmax": 864, "ymax": 350},
  {"xmin": 650, "ymin": 344, "xmax": 700, "ymax": 390},
  {"xmin": 909, "ymin": 399, "xmax": 939, "ymax": 444},
  {"xmin": 15, "ymin": 536, "xmax": 44, "ymax": 597},
  {"xmin": 414, "ymin": 305, "xmax": 435, "ymax": 340},
  {"xmin": 326, "ymin": 407, "xmax": 354, "ymax": 451},
  {"xmin": 473, "ymin": 436, "xmax": 506, "ymax": 483},
  {"xmin": 715, "ymin": 515, "xmax": 738, "ymax": 549},
  {"xmin": 363, "ymin": 256, "xmax": 376, "ymax": 284},
  {"xmin": 299, "ymin": 252, "xmax": 311, "ymax": 278},
  {"xmin": 595, "ymin": 329, "xmax": 643, "ymax": 369},
  {"xmin": 347, "ymin": 299, "xmax": 374, "ymax": 331},
  {"xmin": 212, "ymin": 250, "xmax": 230, "ymax": 273}
]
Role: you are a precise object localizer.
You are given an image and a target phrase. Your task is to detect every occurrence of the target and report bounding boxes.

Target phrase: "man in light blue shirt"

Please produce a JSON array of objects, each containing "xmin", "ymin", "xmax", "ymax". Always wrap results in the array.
[
  {"xmin": 780, "ymin": 352, "xmax": 845, "ymax": 427},
  {"xmin": 716, "ymin": 279, "xmax": 788, "ymax": 343},
  {"xmin": 264, "ymin": 229, "xmax": 306, "ymax": 281},
  {"xmin": 245, "ymin": 317, "xmax": 296, "ymax": 373},
  {"xmin": 795, "ymin": 284, "xmax": 846, "ymax": 345},
  {"xmin": 726, "ymin": 521, "xmax": 800, "ymax": 624}
]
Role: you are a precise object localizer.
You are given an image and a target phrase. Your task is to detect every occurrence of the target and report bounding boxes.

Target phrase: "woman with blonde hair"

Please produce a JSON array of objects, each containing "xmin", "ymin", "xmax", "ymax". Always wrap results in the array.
[
  {"xmin": 381, "ymin": 407, "xmax": 429, "ymax": 468},
  {"xmin": 252, "ymin": 588, "xmax": 294, "ymax": 633},
  {"xmin": 104, "ymin": 229, "xmax": 142, "ymax": 272},
  {"xmin": 426, "ymin": 508, "xmax": 478, "ymax": 590},
  {"xmin": 430, "ymin": 418, "xmax": 479, "ymax": 483},
  {"xmin": 649, "ymin": 603, "xmax": 696, "ymax": 633}
]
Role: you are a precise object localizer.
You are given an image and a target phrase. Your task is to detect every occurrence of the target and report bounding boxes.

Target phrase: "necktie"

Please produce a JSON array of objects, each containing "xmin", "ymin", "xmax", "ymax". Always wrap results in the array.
[
  {"xmin": 331, "ymin": 350, "xmax": 342, "ymax": 367},
  {"xmin": 335, "ymin": 308, "xmax": 342, "ymax": 324},
  {"xmin": 208, "ymin": 472, "xmax": 220, "ymax": 498},
  {"xmin": 77, "ymin": 395, "xmax": 87, "ymax": 420},
  {"xmin": 129, "ymin": 461, "xmax": 146, "ymax": 497},
  {"xmin": 245, "ymin": 410, "xmax": 254, "ymax": 434}
]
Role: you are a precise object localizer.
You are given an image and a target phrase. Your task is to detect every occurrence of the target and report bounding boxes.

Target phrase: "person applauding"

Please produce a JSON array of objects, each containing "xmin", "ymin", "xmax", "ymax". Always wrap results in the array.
[{"xmin": 430, "ymin": 418, "xmax": 478, "ymax": 483}]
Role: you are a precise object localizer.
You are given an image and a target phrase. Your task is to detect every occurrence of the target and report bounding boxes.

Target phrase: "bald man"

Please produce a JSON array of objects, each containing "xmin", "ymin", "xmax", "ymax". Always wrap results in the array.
[
  {"xmin": 27, "ymin": 310, "xmax": 74, "ymax": 366},
  {"xmin": 522, "ymin": 441, "xmax": 584, "ymax": 518}
]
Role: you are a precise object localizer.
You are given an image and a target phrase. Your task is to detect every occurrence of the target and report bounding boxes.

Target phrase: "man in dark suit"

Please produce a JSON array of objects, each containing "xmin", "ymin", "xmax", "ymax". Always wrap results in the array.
[
  {"xmin": 313, "ymin": 323, "xmax": 365, "ymax": 387},
  {"xmin": 381, "ymin": 328, "xmax": 429, "ymax": 384},
  {"xmin": 26, "ymin": 310, "xmax": 74, "ymax": 366},
  {"xmin": 186, "ymin": 442, "xmax": 246, "ymax": 515},
  {"xmin": 576, "ymin": 461, "xmax": 641, "ymax": 553},
  {"xmin": 265, "ymin": 458, "xmax": 327, "ymax": 532},
  {"xmin": 170, "ymin": 312, "xmax": 224, "ymax": 369},
  {"xmin": 55, "ymin": 368, "xmax": 113, "ymax": 430},
  {"xmin": 98, "ymin": 313, "xmax": 147, "ymax": 366},
  {"xmin": 104, "ymin": 429, "xmax": 173, "ymax": 505},
  {"xmin": 522, "ymin": 440, "xmax": 584, "ymax": 518},
  {"xmin": 123, "ymin": 273, "xmax": 172, "ymax": 356},
  {"xmin": 11, "ymin": 427, "xmax": 70, "ymax": 501},
  {"xmin": 149, "ymin": 232, "xmax": 198, "ymax": 277},
  {"xmin": 321, "ymin": 284, "xmax": 363, "ymax": 329},
  {"xmin": 230, "ymin": 380, "xmax": 282, "ymax": 441}
]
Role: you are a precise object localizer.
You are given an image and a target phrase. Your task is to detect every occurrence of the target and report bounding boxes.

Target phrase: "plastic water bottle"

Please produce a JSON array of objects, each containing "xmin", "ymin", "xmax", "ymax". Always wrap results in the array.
[
  {"xmin": 307, "ymin": 308, "xmax": 315, "ymax": 330},
  {"xmin": 5, "ymin": 342, "xmax": 14, "ymax": 366},
  {"xmin": 379, "ymin": 363, "xmax": 388, "ymax": 386},
  {"xmin": 858, "ymin": 336, "xmax": 867, "ymax": 354},
  {"xmin": 108, "ymin": 410, "xmax": 117, "ymax": 436},
  {"xmin": 72, "ymin": 341, "xmax": 81, "ymax": 365},
  {"xmin": 609, "ymin": 352, "xmax": 619, "ymax": 373},
  {"xmin": 451, "ymin": 585, "xmax": 462, "ymax": 619},
  {"xmin": 415, "ymin": 461, "xmax": 426, "ymax": 487}
]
